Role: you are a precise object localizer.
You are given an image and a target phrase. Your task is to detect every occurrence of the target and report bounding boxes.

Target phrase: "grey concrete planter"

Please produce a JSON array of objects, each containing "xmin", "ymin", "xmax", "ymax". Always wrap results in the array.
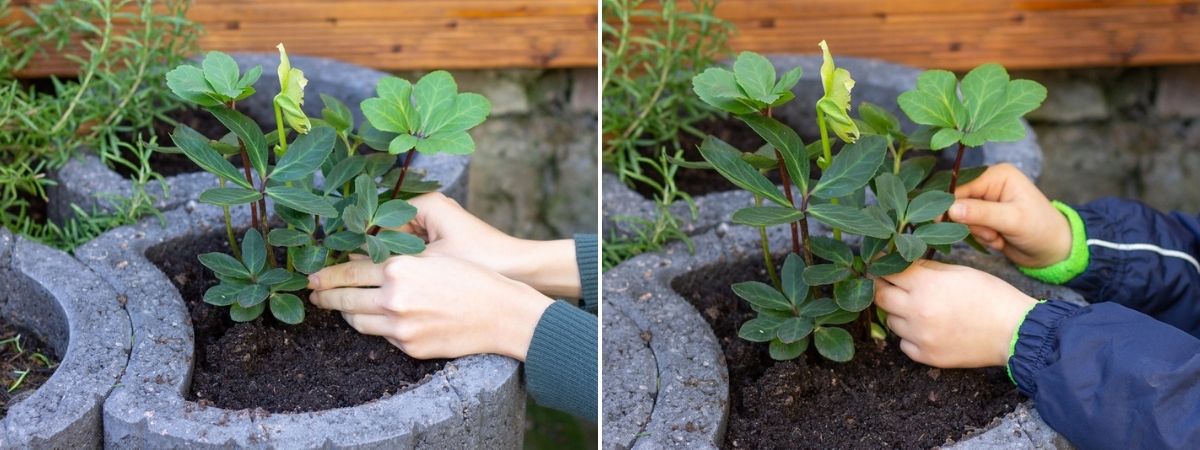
[
  {"xmin": 602, "ymin": 224, "xmax": 1080, "ymax": 449},
  {"xmin": 0, "ymin": 230, "xmax": 131, "ymax": 448},
  {"xmin": 603, "ymin": 54, "xmax": 1042, "ymax": 239},
  {"xmin": 48, "ymin": 53, "xmax": 469, "ymax": 223},
  {"xmin": 73, "ymin": 203, "xmax": 524, "ymax": 448}
]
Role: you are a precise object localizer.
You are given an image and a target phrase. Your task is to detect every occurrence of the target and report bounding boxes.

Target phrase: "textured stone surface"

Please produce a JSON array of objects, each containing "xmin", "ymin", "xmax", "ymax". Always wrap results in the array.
[
  {"xmin": 602, "ymin": 222, "xmax": 1074, "ymax": 449},
  {"xmin": 1155, "ymin": 66, "xmax": 1200, "ymax": 118},
  {"xmin": 0, "ymin": 230, "xmax": 131, "ymax": 448},
  {"xmin": 75, "ymin": 203, "xmax": 524, "ymax": 449},
  {"xmin": 1026, "ymin": 74, "xmax": 1109, "ymax": 123}
]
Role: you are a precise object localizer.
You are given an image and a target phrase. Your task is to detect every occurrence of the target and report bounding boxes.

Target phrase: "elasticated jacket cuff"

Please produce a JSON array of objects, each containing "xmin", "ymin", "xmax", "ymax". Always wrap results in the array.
[
  {"xmin": 1018, "ymin": 201, "xmax": 1089, "ymax": 285},
  {"xmin": 574, "ymin": 234, "xmax": 598, "ymax": 313},
  {"xmin": 1007, "ymin": 300, "xmax": 1084, "ymax": 395},
  {"xmin": 525, "ymin": 301, "xmax": 598, "ymax": 421}
]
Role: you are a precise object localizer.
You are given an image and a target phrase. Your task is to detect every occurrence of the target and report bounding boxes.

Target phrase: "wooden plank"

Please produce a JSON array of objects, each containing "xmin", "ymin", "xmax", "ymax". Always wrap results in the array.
[{"xmin": 9, "ymin": 0, "xmax": 598, "ymax": 77}]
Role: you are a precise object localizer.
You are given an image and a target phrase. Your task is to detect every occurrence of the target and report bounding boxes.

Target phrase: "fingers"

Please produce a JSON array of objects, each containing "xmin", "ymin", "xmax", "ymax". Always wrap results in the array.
[
  {"xmin": 899, "ymin": 339, "xmax": 923, "ymax": 363},
  {"xmin": 873, "ymin": 278, "xmax": 909, "ymax": 314},
  {"xmin": 879, "ymin": 259, "xmax": 945, "ymax": 291},
  {"xmin": 948, "ymin": 198, "xmax": 1020, "ymax": 234},
  {"xmin": 954, "ymin": 163, "xmax": 1021, "ymax": 201},
  {"xmin": 885, "ymin": 315, "xmax": 910, "ymax": 336},
  {"xmin": 967, "ymin": 225, "xmax": 998, "ymax": 242},
  {"xmin": 341, "ymin": 312, "xmax": 395, "ymax": 337},
  {"xmin": 309, "ymin": 259, "xmax": 385, "ymax": 290},
  {"xmin": 309, "ymin": 288, "xmax": 385, "ymax": 314}
]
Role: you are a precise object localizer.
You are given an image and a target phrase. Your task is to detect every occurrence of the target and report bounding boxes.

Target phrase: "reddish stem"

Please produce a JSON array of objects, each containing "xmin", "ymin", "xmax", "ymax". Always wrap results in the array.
[
  {"xmin": 799, "ymin": 194, "xmax": 813, "ymax": 266},
  {"xmin": 366, "ymin": 150, "xmax": 417, "ymax": 236},
  {"xmin": 776, "ymin": 152, "xmax": 801, "ymax": 255},
  {"xmin": 948, "ymin": 142, "xmax": 966, "ymax": 195},
  {"xmin": 239, "ymin": 148, "xmax": 259, "ymax": 231}
]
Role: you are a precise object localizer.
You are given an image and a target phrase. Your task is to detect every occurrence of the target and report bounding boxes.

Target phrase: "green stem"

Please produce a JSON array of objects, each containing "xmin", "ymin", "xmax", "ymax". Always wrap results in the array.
[
  {"xmin": 756, "ymin": 195, "xmax": 781, "ymax": 289},
  {"xmin": 219, "ymin": 178, "xmax": 240, "ymax": 260},
  {"xmin": 815, "ymin": 108, "xmax": 842, "ymax": 240},
  {"xmin": 273, "ymin": 100, "xmax": 295, "ymax": 272}
]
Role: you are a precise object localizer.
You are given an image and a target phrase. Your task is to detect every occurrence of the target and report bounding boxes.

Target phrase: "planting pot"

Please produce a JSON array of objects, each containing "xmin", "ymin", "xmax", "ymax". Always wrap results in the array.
[
  {"xmin": 0, "ymin": 229, "xmax": 131, "ymax": 448},
  {"xmin": 74, "ymin": 202, "xmax": 524, "ymax": 448},
  {"xmin": 602, "ymin": 55, "xmax": 1042, "ymax": 240},
  {"xmin": 48, "ymin": 53, "xmax": 469, "ymax": 223},
  {"xmin": 601, "ymin": 223, "xmax": 1081, "ymax": 449}
]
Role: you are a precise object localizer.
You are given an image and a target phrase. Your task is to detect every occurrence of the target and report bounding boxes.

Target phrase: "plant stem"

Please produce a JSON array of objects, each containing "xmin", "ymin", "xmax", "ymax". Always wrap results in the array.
[
  {"xmin": 218, "ymin": 178, "xmax": 240, "ymax": 259},
  {"xmin": 815, "ymin": 107, "xmax": 842, "ymax": 240},
  {"xmin": 947, "ymin": 141, "xmax": 966, "ymax": 195},
  {"xmin": 257, "ymin": 179, "xmax": 276, "ymax": 268},
  {"xmin": 239, "ymin": 148, "xmax": 259, "ymax": 231},
  {"xmin": 765, "ymin": 108, "xmax": 801, "ymax": 256},
  {"xmin": 364, "ymin": 150, "xmax": 417, "ymax": 237},
  {"xmin": 272, "ymin": 100, "xmax": 294, "ymax": 271},
  {"xmin": 799, "ymin": 193, "xmax": 813, "ymax": 265},
  {"xmin": 755, "ymin": 195, "xmax": 781, "ymax": 289}
]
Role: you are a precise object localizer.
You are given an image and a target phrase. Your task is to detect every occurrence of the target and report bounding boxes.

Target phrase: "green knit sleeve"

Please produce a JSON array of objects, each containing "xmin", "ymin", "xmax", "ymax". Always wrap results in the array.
[
  {"xmin": 1018, "ymin": 201, "xmax": 1089, "ymax": 285},
  {"xmin": 574, "ymin": 234, "xmax": 598, "ymax": 313},
  {"xmin": 524, "ymin": 301, "xmax": 598, "ymax": 421}
]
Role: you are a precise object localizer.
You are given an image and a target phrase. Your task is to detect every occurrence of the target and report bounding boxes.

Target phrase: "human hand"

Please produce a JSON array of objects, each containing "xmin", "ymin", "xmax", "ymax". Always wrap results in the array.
[
  {"xmin": 873, "ymin": 260, "xmax": 1037, "ymax": 368},
  {"xmin": 400, "ymin": 192, "xmax": 580, "ymax": 298},
  {"xmin": 947, "ymin": 163, "xmax": 1071, "ymax": 268},
  {"xmin": 307, "ymin": 254, "xmax": 553, "ymax": 361}
]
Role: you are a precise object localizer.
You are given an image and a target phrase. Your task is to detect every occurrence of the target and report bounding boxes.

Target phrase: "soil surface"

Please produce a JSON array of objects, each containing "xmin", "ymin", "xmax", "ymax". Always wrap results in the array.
[
  {"xmin": 673, "ymin": 256, "xmax": 1024, "ymax": 449},
  {"xmin": 149, "ymin": 232, "xmax": 444, "ymax": 413},
  {"xmin": 632, "ymin": 118, "xmax": 774, "ymax": 199},
  {"xmin": 0, "ymin": 316, "xmax": 58, "ymax": 417},
  {"xmin": 115, "ymin": 107, "xmax": 235, "ymax": 178}
]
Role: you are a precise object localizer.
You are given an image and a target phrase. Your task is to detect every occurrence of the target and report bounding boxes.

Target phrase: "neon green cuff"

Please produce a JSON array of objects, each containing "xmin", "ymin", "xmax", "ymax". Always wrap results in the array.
[
  {"xmin": 1006, "ymin": 300, "xmax": 1045, "ymax": 384},
  {"xmin": 1017, "ymin": 201, "xmax": 1089, "ymax": 285}
]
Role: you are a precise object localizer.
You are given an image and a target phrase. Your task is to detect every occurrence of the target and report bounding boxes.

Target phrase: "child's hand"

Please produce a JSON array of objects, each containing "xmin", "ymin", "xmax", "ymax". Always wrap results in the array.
[
  {"xmin": 948, "ymin": 163, "xmax": 1072, "ymax": 268},
  {"xmin": 873, "ymin": 260, "xmax": 1037, "ymax": 368},
  {"xmin": 307, "ymin": 255, "xmax": 554, "ymax": 361}
]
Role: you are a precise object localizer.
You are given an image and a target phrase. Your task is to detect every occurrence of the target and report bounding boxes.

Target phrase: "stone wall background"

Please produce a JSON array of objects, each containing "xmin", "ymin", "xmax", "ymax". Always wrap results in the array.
[
  {"xmin": 1015, "ymin": 65, "xmax": 1200, "ymax": 212},
  {"xmin": 389, "ymin": 69, "xmax": 598, "ymax": 240}
]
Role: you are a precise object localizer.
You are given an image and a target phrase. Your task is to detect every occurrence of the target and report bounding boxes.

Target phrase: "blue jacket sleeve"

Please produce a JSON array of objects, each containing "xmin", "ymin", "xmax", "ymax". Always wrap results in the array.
[
  {"xmin": 1010, "ymin": 300, "xmax": 1200, "ymax": 449},
  {"xmin": 1066, "ymin": 198, "xmax": 1200, "ymax": 336}
]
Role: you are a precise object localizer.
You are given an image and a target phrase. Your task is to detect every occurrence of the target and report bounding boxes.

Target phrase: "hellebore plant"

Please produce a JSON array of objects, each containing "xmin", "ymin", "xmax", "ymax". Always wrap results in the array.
[
  {"xmin": 164, "ymin": 45, "xmax": 490, "ymax": 324},
  {"xmin": 690, "ymin": 42, "xmax": 1045, "ymax": 361}
]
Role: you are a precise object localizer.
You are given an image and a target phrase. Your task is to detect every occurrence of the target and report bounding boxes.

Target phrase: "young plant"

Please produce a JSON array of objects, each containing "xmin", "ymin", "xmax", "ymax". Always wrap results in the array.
[
  {"xmin": 165, "ymin": 46, "xmax": 490, "ymax": 324},
  {"xmin": 690, "ymin": 43, "xmax": 1045, "ymax": 361}
]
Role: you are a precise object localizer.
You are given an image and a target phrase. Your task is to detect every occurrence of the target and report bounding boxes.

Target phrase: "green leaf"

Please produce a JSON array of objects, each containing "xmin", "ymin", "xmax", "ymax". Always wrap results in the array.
[
  {"xmin": 272, "ymin": 126, "xmax": 334, "ymax": 181},
  {"xmin": 415, "ymin": 131, "xmax": 474, "ymax": 155},
  {"xmin": 733, "ymin": 51, "xmax": 778, "ymax": 104},
  {"xmin": 201, "ymin": 51, "xmax": 241, "ymax": 99},
  {"xmin": 325, "ymin": 231, "xmax": 366, "ymax": 251},
  {"xmin": 292, "ymin": 246, "xmax": 328, "ymax": 275},
  {"xmin": 165, "ymin": 65, "xmax": 221, "ymax": 106},
  {"xmin": 867, "ymin": 252, "xmax": 911, "ymax": 276},
  {"xmin": 799, "ymin": 297, "xmax": 839, "ymax": 317},
  {"xmin": 739, "ymin": 114, "xmax": 808, "ymax": 192},
  {"xmin": 273, "ymin": 273, "xmax": 310, "ymax": 292},
  {"xmin": 268, "ymin": 229, "xmax": 311, "ymax": 247},
  {"xmin": 861, "ymin": 236, "xmax": 889, "ymax": 260},
  {"xmin": 320, "ymin": 93, "xmax": 353, "ymax": 132},
  {"xmin": 895, "ymin": 234, "xmax": 927, "ymax": 261},
  {"xmin": 199, "ymin": 252, "xmax": 249, "ymax": 279},
  {"xmin": 774, "ymin": 67, "xmax": 803, "ymax": 97},
  {"xmin": 692, "ymin": 67, "xmax": 758, "ymax": 115},
  {"xmin": 897, "ymin": 70, "xmax": 967, "ymax": 129},
  {"xmin": 341, "ymin": 205, "xmax": 370, "ymax": 234},
  {"xmin": 898, "ymin": 156, "xmax": 937, "ymax": 191},
  {"xmin": 730, "ymin": 206, "xmax": 803, "ymax": 227},
  {"xmin": 802, "ymin": 264, "xmax": 850, "ymax": 286},
  {"xmin": 277, "ymin": 206, "xmax": 315, "ymax": 234},
  {"xmin": 241, "ymin": 229, "xmax": 266, "ymax": 275},
  {"xmin": 172, "ymin": 125, "xmax": 251, "ymax": 189},
  {"xmin": 806, "ymin": 203, "xmax": 894, "ymax": 239},
  {"xmin": 375, "ymin": 76, "xmax": 417, "ymax": 132},
  {"xmin": 236, "ymin": 65, "xmax": 261, "ymax": 100},
  {"xmin": 208, "ymin": 107, "xmax": 269, "ymax": 177},
  {"xmin": 441, "ymin": 92, "xmax": 491, "ymax": 133},
  {"xmin": 323, "ymin": 156, "xmax": 367, "ymax": 195},
  {"xmin": 906, "ymin": 190, "xmax": 955, "ymax": 223},
  {"xmin": 230, "ymin": 302, "xmax": 266, "ymax": 322},
  {"xmin": 204, "ymin": 283, "xmax": 240, "ymax": 306},
  {"xmin": 915, "ymin": 222, "xmax": 970, "ymax": 245},
  {"xmin": 874, "ymin": 173, "xmax": 907, "ymax": 218},
  {"xmin": 834, "ymin": 278, "xmax": 874, "ymax": 312},
  {"xmin": 732, "ymin": 281, "xmax": 792, "ymax": 312},
  {"xmin": 365, "ymin": 234, "xmax": 390, "ymax": 263},
  {"xmin": 373, "ymin": 199, "xmax": 417, "ymax": 228},
  {"xmin": 739, "ymin": 316, "xmax": 785, "ymax": 343},
  {"xmin": 960, "ymin": 64, "xmax": 1045, "ymax": 146},
  {"xmin": 811, "ymin": 135, "xmax": 886, "ymax": 199},
  {"xmin": 780, "ymin": 253, "xmax": 808, "ymax": 307},
  {"xmin": 199, "ymin": 187, "xmax": 261, "ymax": 206},
  {"xmin": 930, "ymin": 128, "xmax": 963, "ymax": 151},
  {"xmin": 354, "ymin": 174, "xmax": 379, "ymax": 217},
  {"xmin": 270, "ymin": 293, "xmax": 305, "ymax": 325},
  {"xmin": 859, "ymin": 101, "xmax": 900, "ymax": 136},
  {"xmin": 809, "ymin": 236, "xmax": 853, "ymax": 267},
  {"xmin": 698, "ymin": 137, "xmax": 789, "ymax": 207},
  {"xmin": 816, "ymin": 309, "xmax": 859, "ymax": 325},
  {"xmin": 257, "ymin": 268, "xmax": 292, "ymax": 286},
  {"xmin": 776, "ymin": 317, "xmax": 815, "ymax": 344},
  {"xmin": 361, "ymin": 97, "xmax": 409, "ymax": 134},
  {"xmin": 923, "ymin": 166, "xmax": 986, "ymax": 192},
  {"xmin": 414, "ymin": 70, "xmax": 458, "ymax": 135},
  {"xmin": 266, "ymin": 186, "xmax": 338, "ymax": 217},
  {"xmin": 769, "ymin": 337, "xmax": 809, "ymax": 360},
  {"xmin": 814, "ymin": 327, "xmax": 854, "ymax": 362},
  {"xmin": 376, "ymin": 230, "xmax": 426, "ymax": 254},
  {"xmin": 236, "ymin": 283, "xmax": 269, "ymax": 308},
  {"xmin": 389, "ymin": 134, "xmax": 419, "ymax": 154}
]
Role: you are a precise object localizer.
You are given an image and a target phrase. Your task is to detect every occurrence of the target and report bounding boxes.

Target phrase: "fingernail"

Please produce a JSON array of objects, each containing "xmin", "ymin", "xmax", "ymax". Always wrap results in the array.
[
  {"xmin": 949, "ymin": 203, "xmax": 965, "ymax": 219},
  {"xmin": 308, "ymin": 291, "xmax": 318, "ymax": 303},
  {"xmin": 307, "ymin": 274, "xmax": 319, "ymax": 289}
]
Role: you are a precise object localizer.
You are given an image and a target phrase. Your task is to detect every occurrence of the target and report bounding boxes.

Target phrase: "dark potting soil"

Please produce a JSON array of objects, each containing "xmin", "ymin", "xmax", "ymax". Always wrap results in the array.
[
  {"xmin": 673, "ymin": 256, "xmax": 1025, "ymax": 449},
  {"xmin": 148, "ymin": 232, "xmax": 444, "ymax": 413},
  {"xmin": 0, "ymin": 316, "xmax": 58, "ymax": 417},
  {"xmin": 115, "ymin": 107, "xmax": 237, "ymax": 178},
  {"xmin": 632, "ymin": 118, "xmax": 776, "ymax": 199}
]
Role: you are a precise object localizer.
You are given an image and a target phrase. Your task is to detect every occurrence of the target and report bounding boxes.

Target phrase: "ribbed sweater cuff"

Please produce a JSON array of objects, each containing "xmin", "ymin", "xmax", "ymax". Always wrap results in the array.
[
  {"xmin": 574, "ymin": 234, "xmax": 598, "ymax": 313},
  {"xmin": 1018, "ymin": 201, "xmax": 1090, "ymax": 285},
  {"xmin": 525, "ymin": 301, "xmax": 598, "ymax": 421},
  {"xmin": 1007, "ymin": 300, "xmax": 1083, "ymax": 396}
]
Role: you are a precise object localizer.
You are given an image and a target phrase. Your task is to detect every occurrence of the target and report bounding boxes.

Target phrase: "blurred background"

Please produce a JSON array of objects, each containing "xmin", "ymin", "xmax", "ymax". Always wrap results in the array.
[{"xmin": 7, "ymin": 0, "xmax": 598, "ymax": 448}]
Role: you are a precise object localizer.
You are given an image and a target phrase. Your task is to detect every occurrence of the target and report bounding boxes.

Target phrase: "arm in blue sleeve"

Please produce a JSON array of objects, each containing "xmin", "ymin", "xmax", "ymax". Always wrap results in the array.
[
  {"xmin": 575, "ymin": 234, "xmax": 598, "ymax": 313},
  {"xmin": 1010, "ymin": 300, "xmax": 1200, "ymax": 449}
]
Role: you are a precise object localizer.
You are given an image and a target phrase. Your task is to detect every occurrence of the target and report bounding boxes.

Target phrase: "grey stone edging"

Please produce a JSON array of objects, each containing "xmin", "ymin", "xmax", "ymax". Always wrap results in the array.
[
  {"xmin": 601, "ymin": 222, "xmax": 1078, "ymax": 449},
  {"xmin": 48, "ymin": 53, "xmax": 469, "ymax": 223},
  {"xmin": 0, "ymin": 229, "xmax": 132, "ymax": 448},
  {"xmin": 603, "ymin": 54, "xmax": 1042, "ymax": 240},
  {"xmin": 73, "ymin": 202, "xmax": 523, "ymax": 449}
]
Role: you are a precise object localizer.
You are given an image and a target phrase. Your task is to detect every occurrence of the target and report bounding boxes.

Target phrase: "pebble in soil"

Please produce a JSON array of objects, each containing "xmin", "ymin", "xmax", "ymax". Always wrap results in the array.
[
  {"xmin": 673, "ymin": 255, "xmax": 1025, "ymax": 449},
  {"xmin": 148, "ymin": 232, "xmax": 444, "ymax": 413}
]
